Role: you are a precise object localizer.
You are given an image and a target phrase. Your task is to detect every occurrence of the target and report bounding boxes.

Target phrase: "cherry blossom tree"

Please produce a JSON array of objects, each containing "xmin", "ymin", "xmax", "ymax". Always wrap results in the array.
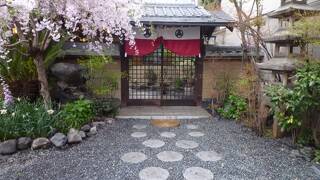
[{"xmin": 0, "ymin": 0, "xmax": 141, "ymax": 108}]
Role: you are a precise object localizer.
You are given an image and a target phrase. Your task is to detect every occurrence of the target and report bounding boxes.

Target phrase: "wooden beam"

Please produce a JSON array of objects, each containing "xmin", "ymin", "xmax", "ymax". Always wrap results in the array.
[{"xmin": 120, "ymin": 41, "xmax": 129, "ymax": 107}]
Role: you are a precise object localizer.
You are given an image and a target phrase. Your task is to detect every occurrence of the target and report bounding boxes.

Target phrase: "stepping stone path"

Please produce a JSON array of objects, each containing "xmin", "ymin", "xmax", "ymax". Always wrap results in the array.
[
  {"xmin": 196, "ymin": 151, "xmax": 222, "ymax": 162},
  {"xmin": 122, "ymin": 123, "xmax": 218, "ymax": 179},
  {"xmin": 183, "ymin": 167, "xmax": 214, "ymax": 180},
  {"xmin": 131, "ymin": 132, "xmax": 147, "ymax": 138},
  {"xmin": 160, "ymin": 132, "xmax": 176, "ymax": 138},
  {"xmin": 121, "ymin": 152, "xmax": 147, "ymax": 164},
  {"xmin": 157, "ymin": 151, "xmax": 183, "ymax": 162},
  {"xmin": 142, "ymin": 139, "xmax": 165, "ymax": 148},
  {"xmin": 188, "ymin": 131, "xmax": 205, "ymax": 137},
  {"xmin": 139, "ymin": 167, "xmax": 169, "ymax": 180},
  {"xmin": 133, "ymin": 124, "xmax": 147, "ymax": 130},
  {"xmin": 176, "ymin": 140, "xmax": 199, "ymax": 149},
  {"xmin": 185, "ymin": 124, "xmax": 199, "ymax": 130}
]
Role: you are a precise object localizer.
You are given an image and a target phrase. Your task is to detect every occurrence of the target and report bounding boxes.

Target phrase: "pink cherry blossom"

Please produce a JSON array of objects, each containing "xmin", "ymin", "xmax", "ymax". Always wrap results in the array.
[{"xmin": 0, "ymin": 0, "xmax": 142, "ymax": 61}]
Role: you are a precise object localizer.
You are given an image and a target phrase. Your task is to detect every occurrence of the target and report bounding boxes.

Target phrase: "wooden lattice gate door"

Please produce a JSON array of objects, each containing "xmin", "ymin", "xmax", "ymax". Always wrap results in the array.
[{"xmin": 125, "ymin": 45, "xmax": 201, "ymax": 106}]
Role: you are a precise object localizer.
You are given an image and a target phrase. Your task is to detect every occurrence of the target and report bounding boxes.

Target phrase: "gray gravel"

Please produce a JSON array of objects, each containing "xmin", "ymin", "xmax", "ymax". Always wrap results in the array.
[{"xmin": 0, "ymin": 118, "xmax": 319, "ymax": 180}]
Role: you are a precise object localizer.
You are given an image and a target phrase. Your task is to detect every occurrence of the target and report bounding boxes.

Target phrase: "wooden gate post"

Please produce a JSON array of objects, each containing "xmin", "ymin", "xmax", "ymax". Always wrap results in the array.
[{"xmin": 120, "ymin": 42, "xmax": 129, "ymax": 106}]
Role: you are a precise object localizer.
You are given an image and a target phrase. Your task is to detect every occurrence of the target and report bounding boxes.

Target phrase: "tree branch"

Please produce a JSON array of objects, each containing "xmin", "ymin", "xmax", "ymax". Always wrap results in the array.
[
  {"xmin": 3, "ymin": 40, "xmax": 29, "ymax": 48},
  {"xmin": 29, "ymin": 15, "xmax": 39, "ymax": 49},
  {"xmin": 41, "ymin": 30, "xmax": 51, "ymax": 51}
]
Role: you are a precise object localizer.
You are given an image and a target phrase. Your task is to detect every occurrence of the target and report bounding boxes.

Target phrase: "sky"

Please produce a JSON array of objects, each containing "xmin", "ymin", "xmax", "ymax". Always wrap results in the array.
[{"xmin": 222, "ymin": 0, "xmax": 281, "ymax": 16}]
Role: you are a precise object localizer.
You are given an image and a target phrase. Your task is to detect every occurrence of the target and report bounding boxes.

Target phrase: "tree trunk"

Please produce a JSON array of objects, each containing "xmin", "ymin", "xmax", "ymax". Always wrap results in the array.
[
  {"xmin": 232, "ymin": 0, "xmax": 249, "ymax": 60},
  {"xmin": 33, "ymin": 53, "xmax": 51, "ymax": 109}
]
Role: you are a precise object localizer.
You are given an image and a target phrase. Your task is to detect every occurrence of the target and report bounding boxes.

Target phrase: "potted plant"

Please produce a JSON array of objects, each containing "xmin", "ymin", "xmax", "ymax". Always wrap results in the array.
[
  {"xmin": 174, "ymin": 78, "xmax": 185, "ymax": 92},
  {"xmin": 146, "ymin": 69, "xmax": 158, "ymax": 86}
]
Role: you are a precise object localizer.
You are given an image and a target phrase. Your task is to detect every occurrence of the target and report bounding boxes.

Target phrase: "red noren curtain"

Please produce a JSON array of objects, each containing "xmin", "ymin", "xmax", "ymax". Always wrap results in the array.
[{"xmin": 125, "ymin": 38, "xmax": 200, "ymax": 57}]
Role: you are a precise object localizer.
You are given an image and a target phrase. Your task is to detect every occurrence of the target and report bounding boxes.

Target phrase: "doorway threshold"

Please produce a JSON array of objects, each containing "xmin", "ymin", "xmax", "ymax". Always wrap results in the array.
[{"xmin": 116, "ymin": 106, "xmax": 211, "ymax": 120}]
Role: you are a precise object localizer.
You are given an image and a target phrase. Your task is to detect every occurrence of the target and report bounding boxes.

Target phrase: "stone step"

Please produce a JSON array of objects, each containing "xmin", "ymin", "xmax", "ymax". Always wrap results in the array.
[
  {"xmin": 116, "ymin": 106, "xmax": 211, "ymax": 120},
  {"xmin": 116, "ymin": 115, "xmax": 210, "ymax": 120}
]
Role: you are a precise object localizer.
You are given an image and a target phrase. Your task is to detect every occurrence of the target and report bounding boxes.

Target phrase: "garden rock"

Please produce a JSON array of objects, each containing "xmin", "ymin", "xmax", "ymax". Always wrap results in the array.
[
  {"xmin": 299, "ymin": 147, "xmax": 314, "ymax": 161},
  {"xmin": 87, "ymin": 127, "xmax": 98, "ymax": 137},
  {"xmin": 92, "ymin": 121, "xmax": 106, "ymax": 129},
  {"xmin": 81, "ymin": 124, "xmax": 91, "ymax": 132},
  {"xmin": 50, "ymin": 133, "xmax": 67, "ymax": 148},
  {"xmin": 48, "ymin": 128, "xmax": 59, "ymax": 139},
  {"xmin": 57, "ymin": 81, "xmax": 68, "ymax": 91},
  {"xmin": 79, "ymin": 131, "xmax": 86, "ymax": 139},
  {"xmin": 32, "ymin": 138, "xmax": 51, "ymax": 150},
  {"xmin": 67, "ymin": 129, "xmax": 82, "ymax": 144},
  {"xmin": 17, "ymin": 137, "xmax": 32, "ymax": 150},
  {"xmin": 50, "ymin": 63, "xmax": 86, "ymax": 85},
  {"xmin": 0, "ymin": 140, "xmax": 17, "ymax": 155},
  {"xmin": 290, "ymin": 149, "xmax": 305, "ymax": 159},
  {"xmin": 106, "ymin": 118, "xmax": 115, "ymax": 124}
]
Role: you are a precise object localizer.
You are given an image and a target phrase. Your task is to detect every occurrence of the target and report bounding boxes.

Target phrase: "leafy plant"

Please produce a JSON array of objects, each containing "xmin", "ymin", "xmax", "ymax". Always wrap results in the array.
[
  {"xmin": 0, "ymin": 99, "xmax": 59, "ymax": 141},
  {"xmin": 57, "ymin": 99, "xmax": 94, "ymax": 133},
  {"xmin": 213, "ymin": 71, "xmax": 235, "ymax": 106},
  {"xmin": 92, "ymin": 98, "xmax": 120, "ymax": 117},
  {"xmin": 0, "ymin": 39, "xmax": 37, "ymax": 83},
  {"xmin": 79, "ymin": 56, "xmax": 119, "ymax": 97},
  {"xmin": 266, "ymin": 85, "xmax": 302, "ymax": 131},
  {"xmin": 175, "ymin": 78, "xmax": 184, "ymax": 91},
  {"xmin": 217, "ymin": 94, "xmax": 247, "ymax": 120},
  {"xmin": 291, "ymin": 15, "xmax": 320, "ymax": 46},
  {"xmin": 266, "ymin": 61, "xmax": 320, "ymax": 145},
  {"xmin": 0, "ymin": 38, "xmax": 65, "ymax": 84},
  {"xmin": 315, "ymin": 149, "xmax": 320, "ymax": 163},
  {"xmin": 297, "ymin": 128, "xmax": 314, "ymax": 146},
  {"xmin": 146, "ymin": 69, "xmax": 158, "ymax": 86}
]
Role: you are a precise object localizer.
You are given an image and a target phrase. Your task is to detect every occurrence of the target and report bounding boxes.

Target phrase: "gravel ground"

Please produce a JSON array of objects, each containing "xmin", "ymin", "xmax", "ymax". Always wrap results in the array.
[{"xmin": 0, "ymin": 117, "xmax": 319, "ymax": 180}]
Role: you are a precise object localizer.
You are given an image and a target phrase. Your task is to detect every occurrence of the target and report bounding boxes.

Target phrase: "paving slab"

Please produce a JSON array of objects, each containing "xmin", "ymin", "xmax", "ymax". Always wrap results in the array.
[{"xmin": 116, "ymin": 106, "xmax": 211, "ymax": 120}]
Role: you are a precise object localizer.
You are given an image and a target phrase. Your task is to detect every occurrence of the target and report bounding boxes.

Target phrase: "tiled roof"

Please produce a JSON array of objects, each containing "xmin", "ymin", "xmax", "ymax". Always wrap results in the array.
[
  {"xmin": 143, "ymin": 4, "xmax": 210, "ymax": 17},
  {"xmin": 140, "ymin": 4, "xmax": 234, "ymax": 26},
  {"xmin": 268, "ymin": 2, "xmax": 319, "ymax": 17},
  {"xmin": 308, "ymin": 0, "xmax": 320, "ymax": 8}
]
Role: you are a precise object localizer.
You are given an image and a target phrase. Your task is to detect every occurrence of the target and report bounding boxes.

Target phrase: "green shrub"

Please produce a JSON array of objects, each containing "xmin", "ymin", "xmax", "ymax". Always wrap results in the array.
[
  {"xmin": 0, "ymin": 99, "xmax": 59, "ymax": 141},
  {"xmin": 56, "ymin": 99, "xmax": 94, "ymax": 133},
  {"xmin": 92, "ymin": 98, "xmax": 120, "ymax": 117},
  {"xmin": 79, "ymin": 56, "xmax": 120, "ymax": 97},
  {"xmin": 266, "ymin": 61, "xmax": 320, "ymax": 144},
  {"xmin": 315, "ymin": 149, "xmax": 320, "ymax": 163},
  {"xmin": 217, "ymin": 94, "xmax": 247, "ymax": 120},
  {"xmin": 297, "ymin": 128, "xmax": 314, "ymax": 146}
]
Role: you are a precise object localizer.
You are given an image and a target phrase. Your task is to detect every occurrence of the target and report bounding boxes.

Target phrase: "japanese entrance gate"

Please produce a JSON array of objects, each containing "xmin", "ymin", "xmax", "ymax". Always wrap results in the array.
[
  {"xmin": 119, "ymin": 3, "xmax": 233, "ymax": 106},
  {"xmin": 127, "ymin": 46, "xmax": 202, "ymax": 106},
  {"xmin": 121, "ymin": 26, "xmax": 204, "ymax": 106}
]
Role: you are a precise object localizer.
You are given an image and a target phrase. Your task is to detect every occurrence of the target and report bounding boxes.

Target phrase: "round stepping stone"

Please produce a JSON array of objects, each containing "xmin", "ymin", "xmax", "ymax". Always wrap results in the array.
[
  {"xmin": 157, "ymin": 151, "xmax": 183, "ymax": 162},
  {"xmin": 185, "ymin": 124, "xmax": 198, "ymax": 130},
  {"xmin": 196, "ymin": 151, "xmax": 222, "ymax": 162},
  {"xmin": 143, "ymin": 139, "xmax": 165, "ymax": 148},
  {"xmin": 131, "ymin": 132, "xmax": 147, "ymax": 138},
  {"xmin": 139, "ymin": 167, "xmax": 169, "ymax": 180},
  {"xmin": 133, "ymin": 124, "xmax": 147, "ymax": 130},
  {"xmin": 160, "ymin": 132, "xmax": 176, "ymax": 138},
  {"xmin": 120, "ymin": 152, "xmax": 147, "ymax": 164},
  {"xmin": 183, "ymin": 167, "xmax": 214, "ymax": 180},
  {"xmin": 176, "ymin": 140, "xmax": 199, "ymax": 149},
  {"xmin": 188, "ymin": 132, "xmax": 205, "ymax": 137}
]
